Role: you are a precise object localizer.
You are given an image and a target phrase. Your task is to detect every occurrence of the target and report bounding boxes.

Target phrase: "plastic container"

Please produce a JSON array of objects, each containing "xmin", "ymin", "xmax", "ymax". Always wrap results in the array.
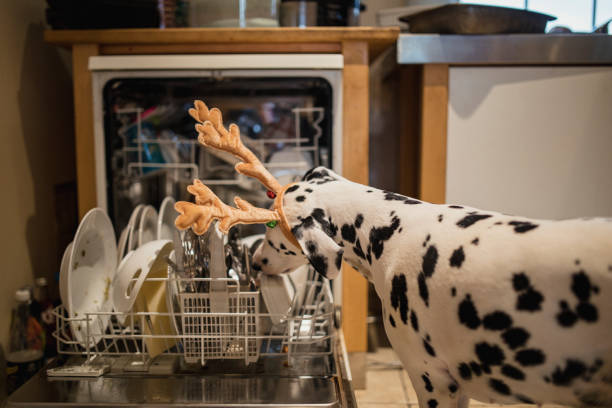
[
  {"xmin": 6, "ymin": 289, "xmax": 44, "ymax": 394},
  {"xmin": 189, "ymin": 0, "xmax": 279, "ymax": 27}
]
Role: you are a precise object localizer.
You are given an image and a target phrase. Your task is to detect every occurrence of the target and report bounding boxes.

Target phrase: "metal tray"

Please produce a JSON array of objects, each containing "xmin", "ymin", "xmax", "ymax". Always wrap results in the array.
[{"xmin": 400, "ymin": 4, "xmax": 556, "ymax": 34}]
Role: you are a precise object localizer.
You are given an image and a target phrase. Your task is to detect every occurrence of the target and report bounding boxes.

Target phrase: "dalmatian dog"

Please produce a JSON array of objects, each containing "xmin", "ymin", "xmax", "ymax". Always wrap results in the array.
[{"xmin": 253, "ymin": 166, "xmax": 612, "ymax": 408}]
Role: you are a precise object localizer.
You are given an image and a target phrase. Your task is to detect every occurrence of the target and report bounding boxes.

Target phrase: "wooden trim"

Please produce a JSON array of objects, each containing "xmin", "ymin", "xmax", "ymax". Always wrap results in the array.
[
  {"xmin": 45, "ymin": 27, "xmax": 399, "ymax": 45},
  {"xmin": 341, "ymin": 41, "xmax": 369, "ymax": 353},
  {"xmin": 101, "ymin": 43, "xmax": 342, "ymax": 55},
  {"xmin": 72, "ymin": 44, "xmax": 100, "ymax": 219},
  {"xmin": 419, "ymin": 64, "xmax": 449, "ymax": 204}
]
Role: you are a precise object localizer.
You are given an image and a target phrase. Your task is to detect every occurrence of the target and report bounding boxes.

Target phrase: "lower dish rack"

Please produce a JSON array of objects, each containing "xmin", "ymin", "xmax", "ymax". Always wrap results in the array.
[{"xmin": 50, "ymin": 272, "xmax": 335, "ymax": 375}]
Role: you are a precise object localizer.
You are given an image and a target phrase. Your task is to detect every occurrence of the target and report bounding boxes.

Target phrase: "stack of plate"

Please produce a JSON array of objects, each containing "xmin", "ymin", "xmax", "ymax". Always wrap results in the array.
[{"xmin": 59, "ymin": 197, "xmax": 180, "ymax": 350}]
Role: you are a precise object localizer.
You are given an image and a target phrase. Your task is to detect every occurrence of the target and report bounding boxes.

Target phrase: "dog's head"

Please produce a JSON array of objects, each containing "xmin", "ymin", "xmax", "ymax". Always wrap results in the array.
[{"xmin": 252, "ymin": 167, "xmax": 344, "ymax": 280}]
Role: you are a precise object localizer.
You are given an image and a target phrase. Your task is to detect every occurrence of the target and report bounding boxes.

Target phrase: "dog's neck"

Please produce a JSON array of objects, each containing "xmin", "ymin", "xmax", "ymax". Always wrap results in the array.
[{"xmin": 287, "ymin": 175, "xmax": 429, "ymax": 287}]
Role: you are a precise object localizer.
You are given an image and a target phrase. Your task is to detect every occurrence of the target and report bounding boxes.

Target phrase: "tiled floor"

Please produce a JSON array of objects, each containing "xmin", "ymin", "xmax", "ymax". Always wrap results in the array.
[{"xmin": 354, "ymin": 347, "xmax": 563, "ymax": 408}]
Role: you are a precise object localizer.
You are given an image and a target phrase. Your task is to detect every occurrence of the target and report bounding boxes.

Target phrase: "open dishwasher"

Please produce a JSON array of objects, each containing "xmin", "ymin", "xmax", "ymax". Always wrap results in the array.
[{"xmin": 7, "ymin": 222, "xmax": 356, "ymax": 407}]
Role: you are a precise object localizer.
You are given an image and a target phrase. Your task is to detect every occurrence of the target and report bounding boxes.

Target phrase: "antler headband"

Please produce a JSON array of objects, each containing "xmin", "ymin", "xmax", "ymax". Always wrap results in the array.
[{"xmin": 174, "ymin": 100, "xmax": 299, "ymax": 247}]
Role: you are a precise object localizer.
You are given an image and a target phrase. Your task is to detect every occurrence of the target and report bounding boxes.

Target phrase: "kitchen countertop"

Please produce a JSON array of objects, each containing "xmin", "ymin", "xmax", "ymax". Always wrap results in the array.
[{"xmin": 397, "ymin": 33, "xmax": 612, "ymax": 65}]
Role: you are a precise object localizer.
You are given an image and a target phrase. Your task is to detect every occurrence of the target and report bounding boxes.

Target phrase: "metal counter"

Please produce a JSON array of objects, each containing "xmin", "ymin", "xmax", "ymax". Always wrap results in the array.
[
  {"xmin": 398, "ymin": 34, "xmax": 612, "ymax": 65},
  {"xmin": 7, "ymin": 337, "xmax": 357, "ymax": 408}
]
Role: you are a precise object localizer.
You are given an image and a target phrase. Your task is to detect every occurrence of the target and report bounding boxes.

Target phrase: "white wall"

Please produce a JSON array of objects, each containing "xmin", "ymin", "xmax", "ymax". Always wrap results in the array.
[
  {"xmin": 446, "ymin": 66, "xmax": 612, "ymax": 220},
  {"xmin": 0, "ymin": 1, "xmax": 75, "ymax": 348}
]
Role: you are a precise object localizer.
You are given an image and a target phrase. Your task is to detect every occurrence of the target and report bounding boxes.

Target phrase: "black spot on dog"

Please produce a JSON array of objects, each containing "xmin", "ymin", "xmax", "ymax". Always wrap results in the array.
[
  {"xmin": 572, "ymin": 271, "xmax": 595, "ymax": 301},
  {"xmin": 422, "ymin": 234, "xmax": 431, "ymax": 247},
  {"xmin": 557, "ymin": 301, "xmax": 579, "ymax": 327},
  {"xmin": 305, "ymin": 241, "xmax": 329, "ymax": 277},
  {"xmin": 390, "ymin": 274, "xmax": 409, "ymax": 324},
  {"xmin": 515, "ymin": 394, "xmax": 535, "ymax": 404},
  {"xmin": 438, "ymin": 214, "xmax": 443, "ymax": 223},
  {"xmin": 471, "ymin": 238, "xmax": 479, "ymax": 245},
  {"xmin": 285, "ymin": 185, "xmax": 300, "ymax": 194},
  {"xmin": 512, "ymin": 273, "xmax": 530, "ymax": 291},
  {"xmin": 296, "ymin": 195, "xmax": 306, "ymax": 202},
  {"xmin": 280, "ymin": 243, "xmax": 286, "ymax": 250},
  {"xmin": 341, "ymin": 224, "xmax": 356, "ymax": 243},
  {"xmin": 458, "ymin": 294, "xmax": 481, "ymax": 329},
  {"xmin": 509, "ymin": 221, "xmax": 539, "ymax": 233},
  {"xmin": 428, "ymin": 399, "xmax": 438, "ymax": 408},
  {"xmin": 369, "ymin": 216, "xmax": 401, "ymax": 260},
  {"xmin": 469, "ymin": 361, "xmax": 482, "ymax": 376},
  {"xmin": 475, "ymin": 342, "xmax": 505, "ymax": 366},
  {"xmin": 515, "ymin": 349, "xmax": 545, "ymax": 366},
  {"xmin": 502, "ymin": 364, "xmax": 526, "ymax": 380},
  {"xmin": 366, "ymin": 190, "xmax": 373, "ymax": 193},
  {"xmin": 449, "ymin": 383, "xmax": 458, "ymax": 393},
  {"xmin": 551, "ymin": 359, "xmax": 587, "ymax": 386},
  {"xmin": 384, "ymin": 191, "xmax": 421, "ymax": 205},
  {"xmin": 483, "ymin": 311, "xmax": 513, "ymax": 331},
  {"xmin": 458, "ymin": 363, "xmax": 472, "ymax": 380},
  {"xmin": 303, "ymin": 168, "xmax": 334, "ymax": 182},
  {"xmin": 285, "ymin": 250, "xmax": 297, "ymax": 256},
  {"xmin": 423, "ymin": 245, "xmax": 438, "ymax": 277},
  {"xmin": 410, "ymin": 310, "xmax": 419, "ymax": 332},
  {"xmin": 305, "ymin": 188, "xmax": 313, "ymax": 193},
  {"xmin": 502, "ymin": 327, "xmax": 530, "ymax": 349},
  {"xmin": 451, "ymin": 287, "xmax": 457, "ymax": 297},
  {"xmin": 418, "ymin": 272, "xmax": 429, "ymax": 306},
  {"xmin": 252, "ymin": 263, "xmax": 261, "ymax": 271},
  {"xmin": 450, "ymin": 246, "xmax": 465, "ymax": 268},
  {"xmin": 310, "ymin": 208, "xmax": 337, "ymax": 238},
  {"xmin": 423, "ymin": 338, "xmax": 436, "ymax": 356},
  {"xmin": 262, "ymin": 258, "xmax": 269, "ymax": 265},
  {"xmin": 575, "ymin": 259, "xmax": 581, "ymax": 265},
  {"xmin": 353, "ymin": 239, "xmax": 366, "ymax": 260},
  {"xmin": 355, "ymin": 214, "xmax": 364, "ymax": 228},
  {"xmin": 576, "ymin": 302, "xmax": 598, "ymax": 322},
  {"xmin": 422, "ymin": 374, "xmax": 433, "ymax": 392},
  {"xmin": 517, "ymin": 288, "xmax": 544, "ymax": 312},
  {"xmin": 449, "ymin": 205, "xmax": 464, "ymax": 209},
  {"xmin": 457, "ymin": 214, "xmax": 492, "ymax": 228},
  {"xmin": 335, "ymin": 249, "xmax": 343, "ymax": 271},
  {"xmin": 389, "ymin": 315, "xmax": 396, "ymax": 327},
  {"xmin": 489, "ymin": 378, "xmax": 511, "ymax": 395}
]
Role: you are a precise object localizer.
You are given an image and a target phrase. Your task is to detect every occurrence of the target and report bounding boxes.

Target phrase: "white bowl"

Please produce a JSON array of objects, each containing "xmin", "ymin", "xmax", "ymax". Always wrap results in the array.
[
  {"xmin": 138, "ymin": 205, "xmax": 158, "ymax": 248},
  {"xmin": 68, "ymin": 208, "xmax": 117, "ymax": 348},
  {"xmin": 112, "ymin": 239, "xmax": 172, "ymax": 314},
  {"xmin": 157, "ymin": 196, "xmax": 177, "ymax": 241}
]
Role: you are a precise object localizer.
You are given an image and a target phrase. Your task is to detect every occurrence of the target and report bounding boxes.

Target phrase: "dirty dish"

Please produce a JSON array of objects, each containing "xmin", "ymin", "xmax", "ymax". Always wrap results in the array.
[
  {"xmin": 68, "ymin": 208, "xmax": 117, "ymax": 348},
  {"xmin": 157, "ymin": 196, "xmax": 177, "ymax": 240},
  {"xmin": 59, "ymin": 241, "xmax": 73, "ymax": 309},
  {"xmin": 138, "ymin": 205, "xmax": 158, "ymax": 247},
  {"xmin": 127, "ymin": 204, "xmax": 145, "ymax": 252}
]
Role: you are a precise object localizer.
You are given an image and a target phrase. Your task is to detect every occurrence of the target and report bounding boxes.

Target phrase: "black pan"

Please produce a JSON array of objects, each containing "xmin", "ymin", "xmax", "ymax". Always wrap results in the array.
[{"xmin": 399, "ymin": 4, "xmax": 556, "ymax": 34}]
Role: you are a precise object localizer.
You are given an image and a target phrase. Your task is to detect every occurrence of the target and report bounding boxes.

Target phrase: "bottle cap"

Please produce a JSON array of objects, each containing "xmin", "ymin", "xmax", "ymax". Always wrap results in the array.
[
  {"xmin": 35, "ymin": 277, "xmax": 48, "ymax": 287},
  {"xmin": 15, "ymin": 289, "xmax": 30, "ymax": 302}
]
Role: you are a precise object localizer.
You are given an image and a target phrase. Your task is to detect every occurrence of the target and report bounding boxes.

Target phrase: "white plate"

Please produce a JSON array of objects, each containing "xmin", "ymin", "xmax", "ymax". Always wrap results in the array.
[
  {"xmin": 127, "ymin": 204, "xmax": 145, "ymax": 252},
  {"xmin": 59, "ymin": 241, "xmax": 73, "ymax": 310},
  {"xmin": 157, "ymin": 196, "xmax": 177, "ymax": 240},
  {"xmin": 117, "ymin": 226, "xmax": 130, "ymax": 265},
  {"xmin": 138, "ymin": 205, "xmax": 158, "ymax": 248},
  {"xmin": 68, "ymin": 208, "xmax": 117, "ymax": 348},
  {"xmin": 112, "ymin": 239, "xmax": 172, "ymax": 314}
]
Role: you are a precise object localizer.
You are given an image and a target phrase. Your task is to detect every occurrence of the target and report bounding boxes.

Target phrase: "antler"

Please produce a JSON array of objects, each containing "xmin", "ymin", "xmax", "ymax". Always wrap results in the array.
[
  {"xmin": 175, "ymin": 179, "xmax": 280, "ymax": 234},
  {"xmin": 189, "ymin": 100, "xmax": 283, "ymax": 194}
]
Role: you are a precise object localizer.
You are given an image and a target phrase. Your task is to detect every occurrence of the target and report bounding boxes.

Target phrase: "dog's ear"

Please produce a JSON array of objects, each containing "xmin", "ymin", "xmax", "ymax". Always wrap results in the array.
[{"xmin": 294, "ymin": 228, "xmax": 343, "ymax": 280}]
